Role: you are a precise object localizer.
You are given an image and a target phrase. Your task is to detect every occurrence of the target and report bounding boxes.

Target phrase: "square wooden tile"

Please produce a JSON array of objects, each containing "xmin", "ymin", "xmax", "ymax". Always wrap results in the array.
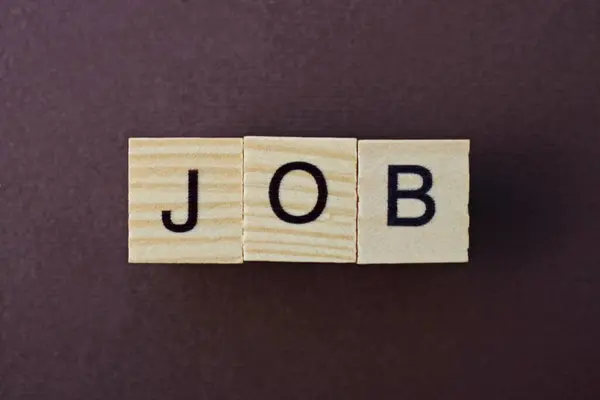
[
  {"xmin": 128, "ymin": 138, "xmax": 243, "ymax": 263},
  {"xmin": 243, "ymin": 137, "xmax": 357, "ymax": 262},
  {"xmin": 357, "ymin": 140, "xmax": 469, "ymax": 264}
]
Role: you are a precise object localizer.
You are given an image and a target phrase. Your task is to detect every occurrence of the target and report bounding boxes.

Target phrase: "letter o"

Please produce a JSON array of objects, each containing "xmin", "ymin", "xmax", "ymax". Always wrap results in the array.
[{"xmin": 268, "ymin": 162, "xmax": 328, "ymax": 224}]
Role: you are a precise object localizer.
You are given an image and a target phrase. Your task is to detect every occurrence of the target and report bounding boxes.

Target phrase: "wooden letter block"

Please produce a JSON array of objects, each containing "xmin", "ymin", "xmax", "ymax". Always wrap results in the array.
[
  {"xmin": 357, "ymin": 140, "xmax": 469, "ymax": 264},
  {"xmin": 128, "ymin": 138, "xmax": 243, "ymax": 263},
  {"xmin": 243, "ymin": 137, "xmax": 357, "ymax": 262}
]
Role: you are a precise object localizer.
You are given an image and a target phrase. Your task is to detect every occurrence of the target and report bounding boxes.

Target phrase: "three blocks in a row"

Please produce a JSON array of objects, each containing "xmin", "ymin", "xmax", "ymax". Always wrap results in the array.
[{"xmin": 129, "ymin": 137, "xmax": 469, "ymax": 264}]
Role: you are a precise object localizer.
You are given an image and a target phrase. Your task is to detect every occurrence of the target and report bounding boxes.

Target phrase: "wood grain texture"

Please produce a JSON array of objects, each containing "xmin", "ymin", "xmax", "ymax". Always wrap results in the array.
[
  {"xmin": 243, "ymin": 137, "xmax": 357, "ymax": 263},
  {"xmin": 357, "ymin": 140, "xmax": 470, "ymax": 264},
  {"xmin": 128, "ymin": 138, "xmax": 243, "ymax": 263}
]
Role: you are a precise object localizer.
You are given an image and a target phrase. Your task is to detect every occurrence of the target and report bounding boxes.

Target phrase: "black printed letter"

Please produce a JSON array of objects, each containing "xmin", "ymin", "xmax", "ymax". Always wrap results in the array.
[
  {"xmin": 388, "ymin": 165, "xmax": 435, "ymax": 226},
  {"xmin": 269, "ymin": 162, "xmax": 328, "ymax": 224},
  {"xmin": 162, "ymin": 169, "xmax": 198, "ymax": 233}
]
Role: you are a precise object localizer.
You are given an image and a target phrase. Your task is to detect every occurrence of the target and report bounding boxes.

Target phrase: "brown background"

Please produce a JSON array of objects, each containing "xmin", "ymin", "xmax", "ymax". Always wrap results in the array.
[{"xmin": 2, "ymin": 0, "xmax": 600, "ymax": 398}]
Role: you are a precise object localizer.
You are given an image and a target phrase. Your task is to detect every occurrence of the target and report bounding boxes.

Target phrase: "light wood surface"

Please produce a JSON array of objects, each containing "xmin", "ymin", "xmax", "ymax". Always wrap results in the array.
[
  {"xmin": 357, "ymin": 140, "xmax": 470, "ymax": 264},
  {"xmin": 128, "ymin": 138, "xmax": 243, "ymax": 263},
  {"xmin": 243, "ymin": 137, "xmax": 357, "ymax": 262}
]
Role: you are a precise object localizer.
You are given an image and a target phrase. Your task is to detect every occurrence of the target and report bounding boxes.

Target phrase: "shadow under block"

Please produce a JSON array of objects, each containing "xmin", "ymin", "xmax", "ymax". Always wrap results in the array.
[
  {"xmin": 128, "ymin": 138, "xmax": 243, "ymax": 263},
  {"xmin": 243, "ymin": 137, "xmax": 357, "ymax": 262},
  {"xmin": 357, "ymin": 140, "xmax": 470, "ymax": 264}
]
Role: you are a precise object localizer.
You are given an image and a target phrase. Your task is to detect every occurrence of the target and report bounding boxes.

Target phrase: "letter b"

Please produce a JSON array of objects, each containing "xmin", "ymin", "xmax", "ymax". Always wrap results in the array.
[{"xmin": 387, "ymin": 165, "xmax": 435, "ymax": 226}]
